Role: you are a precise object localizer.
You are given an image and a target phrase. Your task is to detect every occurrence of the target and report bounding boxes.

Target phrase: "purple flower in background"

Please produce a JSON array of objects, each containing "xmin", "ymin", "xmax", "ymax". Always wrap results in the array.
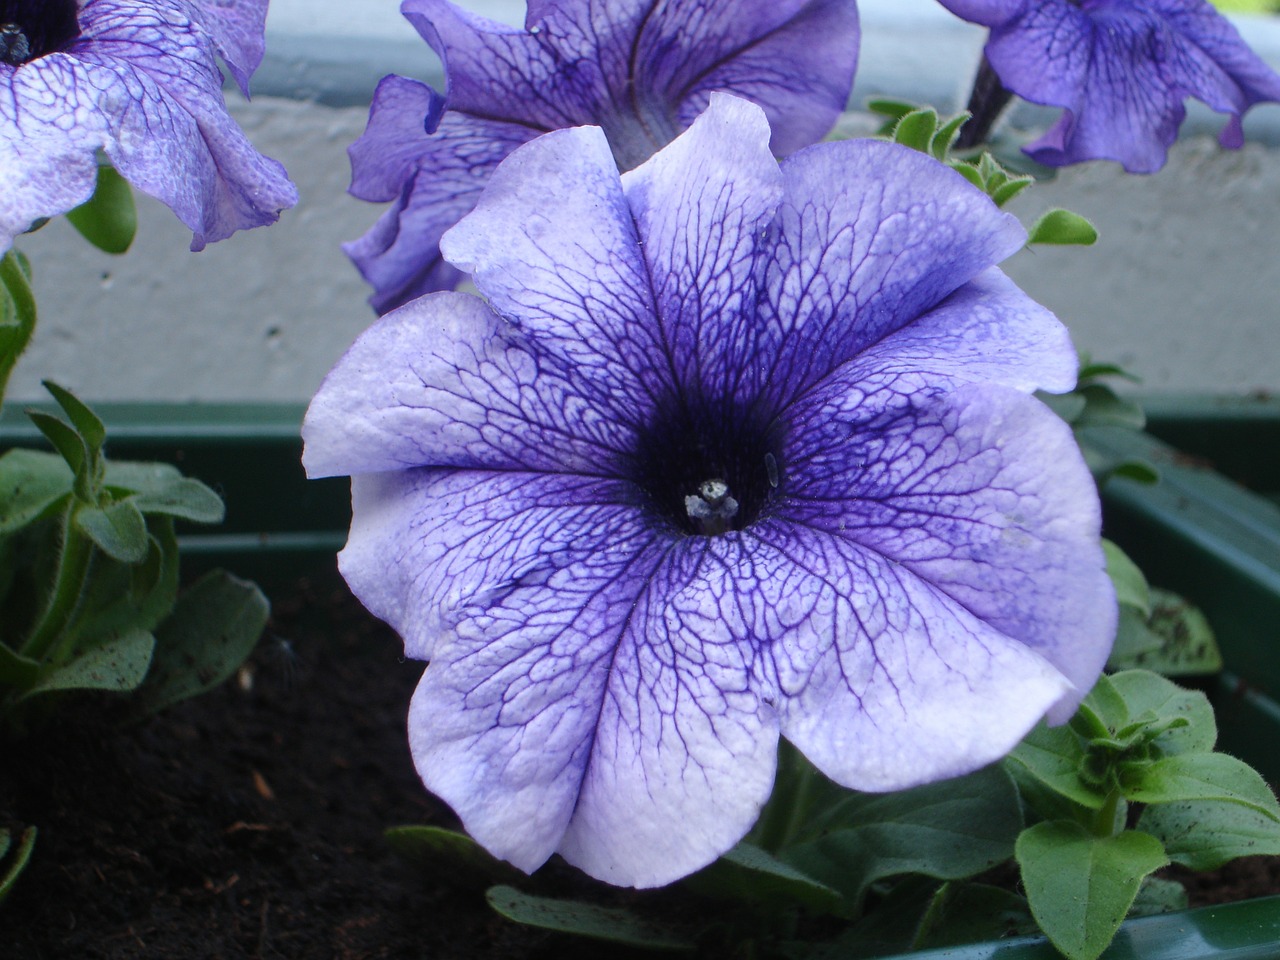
[
  {"xmin": 305, "ymin": 95, "xmax": 1115, "ymax": 888},
  {"xmin": 344, "ymin": 0, "xmax": 860, "ymax": 314},
  {"xmin": 0, "ymin": 0, "xmax": 298, "ymax": 253},
  {"xmin": 939, "ymin": 0, "xmax": 1280, "ymax": 172}
]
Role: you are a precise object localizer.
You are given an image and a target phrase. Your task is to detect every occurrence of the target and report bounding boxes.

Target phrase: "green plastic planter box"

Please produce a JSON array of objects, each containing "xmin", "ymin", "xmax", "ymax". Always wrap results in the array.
[{"xmin": 3, "ymin": 399, "xmax": 1279, "ymax": 960}]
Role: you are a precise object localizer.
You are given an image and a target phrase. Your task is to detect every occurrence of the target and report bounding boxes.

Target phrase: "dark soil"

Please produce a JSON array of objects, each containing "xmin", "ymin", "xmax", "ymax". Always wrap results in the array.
[{"xmin": 4, "ymin": 576, "xmax": 1280, "ymax": 959}]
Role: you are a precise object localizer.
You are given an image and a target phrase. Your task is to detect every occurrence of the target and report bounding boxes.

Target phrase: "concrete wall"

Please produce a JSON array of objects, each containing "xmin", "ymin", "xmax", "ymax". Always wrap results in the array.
[{"xmin": 9, "ymin": 0, "xmax": 1280, "ymax": 402}]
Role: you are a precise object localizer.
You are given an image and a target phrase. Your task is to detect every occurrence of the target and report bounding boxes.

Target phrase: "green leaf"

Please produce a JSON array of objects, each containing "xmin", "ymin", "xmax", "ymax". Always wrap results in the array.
[
  {"xmin": 948, "ymin": 160, "xmax": 985, "ymax": 190},
  {"xmin": 26, "ymin": 410, "xmax": 88, "ymax": 480},
  {"xmin": 783, "ymin": 765, "xmax": 1023, "ymax": 910},
  {"xmin": 1106, "ymin": 459, "xmax": 1160, "ymax": 485},
  {"xmin": 1103, "ymin": 539, "xmax": 1150, "ymax": 614},
  {"xmin": 685, "ymin": 841, "xmax": 840, "ymax": 912},
  {"xmin": 930, "ymin": 112, "xmax": 970, "ymax": 161},
  {"xmin": 1074, "ymin": 384, "xmax": 1146, "ymax": 430},
  {"xmin": 1036, "ymin": 389, "xmax": 1088, "ymax": 424},
  {"xmin": 24, "ymin": 627, "xmax": 155, "ymax": 696},
  {"xmin": 1108, "ymin": 670, "xmax": 1216, "ymax": 755},
  {"xmin": 1121, "ymin": 753, "xmax": 1280, "ymax": 819},
  {"xmin": 486, "ymin": 885, "xmax": 695, "ymax": 951},
  {"xmin": 104, "ymin": 461, "xmax": 224, "ymax": 523},
  {"xmin": 384, "ymin": 825, "xmax": 523, "ymax": 888},
  {"xmin": 0, "ymin": 449, "xmax": 73, "ymax": 535},
  {"xmin": 1006, "ymin": 722, "xmax": 1105, "ymax": 810},
  {"xmin": 865, "ymin": 98, "xmax": 920, "ymax": 121},
  {"xmin": 990, "ymin": 175, "xmax": 1035, "ymax": 208},
  {"xmin": 1139, "ymin": 800, "xmax": 1280, "ymax": 871},
  {"xmin": 1128, "ymin": 876, "xmax": 1188, "ymax": 918},
  {"xmin": 1016, "ymin": 822, "xmax": 1168, "ymax": 960},
  {"xmin": 42, "ymin": 381, "xmax": 106, "ymax": 458},
  {"xmin": 1118, "ymin": 589, "xmax": 1223, "ymax": 676},
  {"xmin": 1078, "ymin": 361, "xmax": 1141, "ymax": 384},
  {"xmin": 0, "ymin": 826, "xmax": 37, "ymax": 906},
  {"xmin": 915, "ymin": 882, "xmax": 1037, "ymax": 949},
  {"xmin": 1027, "ymin": 208, "xmax": 1099, "ymax": 246},
  {"xmin": 893, "ymin": 108, "xmax": 939, "ymax": 153},
  {"xmin": 1108, "ymin": 607, "xmax": 1165, "ymax": 672},
  {"xmin": 132, "ymin": 570, "xmax": 268, "ymax": 716},
  {"xmin": 75, "ymin": 499, "xmax": 149, "ymax": 564},
  {"xmin": 0, "ymin": 251, "xmax": 37, "ymax": 401},
  {"xmin": 0, "ymin": 640, "xmax": 41, "ymax": 689},
  {"xmin": 64, "ymin": 163, "xmax": 137, "ymax": 254}
]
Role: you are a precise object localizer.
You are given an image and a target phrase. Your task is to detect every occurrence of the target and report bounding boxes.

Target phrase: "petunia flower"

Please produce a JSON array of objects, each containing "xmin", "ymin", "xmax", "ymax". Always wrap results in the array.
[
  {"xmin": 0, "ymin": 0, "xmax": 298, "ymax": 253},
  {"xmin": 305, "ymin": 95, "xmax": 1116, "ymax": 888},
  {"xmin": 939, "ymin": 0, "xmax": 1280, "ymax": 172},
  {"xmin": 344, "ymin": 0, "xmax": 860, "ymax": 314}
]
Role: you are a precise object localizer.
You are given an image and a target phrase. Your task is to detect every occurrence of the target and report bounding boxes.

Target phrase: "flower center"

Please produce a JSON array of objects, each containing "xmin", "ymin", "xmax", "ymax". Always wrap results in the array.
[
  {"xmin": 631, "ymin": 400, "xmax": 783, "ymax": 537},
  {"xmin": 1, "ymin": 1, "xmax": 80, "ymax": 65}
]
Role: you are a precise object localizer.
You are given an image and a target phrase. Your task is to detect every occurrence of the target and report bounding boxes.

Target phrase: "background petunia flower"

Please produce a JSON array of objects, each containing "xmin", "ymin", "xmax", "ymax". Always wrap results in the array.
[
  {"xmin": 305, "ymin": 95, "xmax": 1116, "ymax": 888},
  {"xmin": 344, "ymin": 0, "xmax": 861, "ymax": 314},
  {"xmin": 0, "ymin": 0, "xmax": 298, "ymax": 253},
  {"xmin": 939, "ymin": 0, "xmax": 1280, "ymax": 172}
]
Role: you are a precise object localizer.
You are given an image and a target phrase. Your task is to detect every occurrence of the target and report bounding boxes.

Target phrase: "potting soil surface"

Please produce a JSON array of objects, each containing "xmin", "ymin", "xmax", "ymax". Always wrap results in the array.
[{"xmin": 3, "ymin": 576, "xmax": 1279, "ymax": 959}]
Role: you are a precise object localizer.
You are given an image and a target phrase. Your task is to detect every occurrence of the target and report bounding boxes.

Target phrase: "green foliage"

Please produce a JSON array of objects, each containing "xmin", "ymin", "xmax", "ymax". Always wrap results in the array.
[
  {"xmin": 0, "ymin": 384, "xmax": 265, "ymax": 728},
  {"xmin": 64, "ymin": 163, "xmax": 137, "ymax": 255},
  {"xmin": 1007, "ymin": 670, "xmax": 1280, "ymax": 960},
  {"xmin": 0, "ymin": 251, "xmax": 37, "ymax": 406},
  {"xmin": 1027, "ymin": 209, "xmax": 1099, "ymax": 246},
  {"xmin": 0, "ymin": 826, "xmax": 37, "ymax": 906},
  {"xmin": 486, "ymin": 886, "xmax": 696, "ymax": 951}
]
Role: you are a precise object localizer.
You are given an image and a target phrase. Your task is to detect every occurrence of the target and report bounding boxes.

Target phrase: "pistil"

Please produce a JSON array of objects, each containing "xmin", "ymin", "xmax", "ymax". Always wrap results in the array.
[{"xmin": 685, "ymin": 479, "xmax": 740, "ymax": 537}]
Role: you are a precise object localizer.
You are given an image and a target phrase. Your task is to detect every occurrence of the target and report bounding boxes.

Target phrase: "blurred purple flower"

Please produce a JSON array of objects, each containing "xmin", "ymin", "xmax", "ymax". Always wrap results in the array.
[
  {"xmin": 305, "ymin": 95, "xmax": 1115, "ymax": 888},
  {"xmin": 940, "ymin": 0, "xmax": 1280, "ymax": 172},
  {"xmin": 0, "ymin": 0, "xmax": 297, "ymax": 252},
  {"xmin": 344, "ymin": 0, "xmax": 861, "ymax": 314}
]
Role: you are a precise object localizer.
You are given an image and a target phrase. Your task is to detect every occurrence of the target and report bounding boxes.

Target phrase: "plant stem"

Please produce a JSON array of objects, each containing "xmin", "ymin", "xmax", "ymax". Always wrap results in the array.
[
  {"xmin": 1093, "ymin": 789, "xmax": 1123, "ymax": 838},
  {"xmin": 18, "ymin": 506, "xmax": 93, "ymax": 666},
  {"xmin": 0, "ymin": 250, "xmax": 37, "ymax": 412},
  {"xmin": 955, "ymin": 56, "xmax": 1015, "ymax": 151}
]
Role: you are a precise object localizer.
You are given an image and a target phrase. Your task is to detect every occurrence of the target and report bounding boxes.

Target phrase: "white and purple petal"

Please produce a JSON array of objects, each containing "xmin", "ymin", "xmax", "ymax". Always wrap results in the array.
[
  {"xmin": 782, "ymin": 379, "xmax": 1113, "ymax": 722},
  {"xmin": 757, "ymin": 138, "xmax": 1028, "ymax": 406},
  {"xmin": 939, "ymin": 0, "xmax": 1280, "ymax": 171},
  {"xmin": 349, "ymin": 0, "xmax": 860, "ymax": 310},
  {"xmin": 0, "ymin": 0, "xmax": 295, "ymax": 252}
]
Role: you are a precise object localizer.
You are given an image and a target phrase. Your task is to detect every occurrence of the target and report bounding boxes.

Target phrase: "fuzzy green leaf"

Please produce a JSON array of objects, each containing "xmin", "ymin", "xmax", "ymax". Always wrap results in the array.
[
  {"xmin": 686, "ymin": 841, "xmax": 840, "ymax": 912},
  {"xmin": 132, "ymin": 570, "xmax": 267, "ymax": 716},
  {"xmin": 0, "ymin": 449, "xmax": 73, "ymax": 534},
  {"xmin": 1103, "ymin": 539, "xmax": 1149, "ymax": 614},
  {"xmin": 1108, "ymin": 670, "xmax": 1216, "ymax": 755},
  {"xmin": 486, "ymin": 885, "xmax": 695, "ymax": 951},
  {"xmin": 1017, "ymin": 822, "xmax": 1168, "ymax": 960},
  {"xmin": 25, "ymin": 627, "xmax": 155, "ymax": 696},
  {"xmin": 783, "ymin": 765, "xmax": 1023, "ymax": 910},
  {"xmin": 75, "ymin": 499, "xmax": 149, "ymax": 564},
  {"xmin": 893, "ymin": 108, "xmax": 939, "ymax": 153},
  {"xmin": 1115, "ymin": 589, "xmax": 1222, "ymax": 676},
  {"xmin": 1121, "ymin": 753, "xmax": 1280, "ymax": 818},
  {"xmin": 1139, "ymin": 800, "xmax": 1280, "ymax": 871},
  {"xmin": 384, "ymin": 825, "xmax": 522, "ymax": 888},
  {"xmin": 930, "ymin": 112, "xmax": 970, "ymax": 161},
  {"xmin": 990, "ymin": 175, "xmax": 1034, "ymax": 207},
  {"xmin": 105, "ymin": 461, "xmax": 224, "ymax": 523},
  {"xmin": 64, "ymin": 163, "xmax": 137, "ymax": 254},
  {"xmin": 1027, "ymin": 209, "xmax": 1099, "ymax": 246},
  {"xmin": 1006, "ymin": 722, "xmax": 1105, "ymax": 810},
  {"xmin": 43, "ymin": 381, "xmax": 106, "ymax": 457}
]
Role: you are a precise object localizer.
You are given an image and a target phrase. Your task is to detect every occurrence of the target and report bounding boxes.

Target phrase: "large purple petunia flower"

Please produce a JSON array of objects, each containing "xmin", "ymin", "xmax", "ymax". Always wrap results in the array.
[
  {"xmin": 344, "ymin": 0, "xmax": 860, "ymax": 314},
  {"xmin": 940, "ymin": 0, "xmax": 1280, "ymax": 172},
  {"xmin": 0, "ymin": 0, "xmax": 298, "ymax": 253},
  {"xmin": 305, "ymin": 95, "xmax": 1116, "ymax": 888}
]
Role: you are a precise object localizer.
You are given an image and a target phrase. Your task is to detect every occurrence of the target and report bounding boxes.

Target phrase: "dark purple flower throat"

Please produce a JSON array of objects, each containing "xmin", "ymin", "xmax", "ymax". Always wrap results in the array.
[
  {"xmin": 631, "ymin": 398, "xmax": 783, "ymax": 537},
  {"xmin": 1, "ymin": 0, "xmax": 79, "ymax": 65}
]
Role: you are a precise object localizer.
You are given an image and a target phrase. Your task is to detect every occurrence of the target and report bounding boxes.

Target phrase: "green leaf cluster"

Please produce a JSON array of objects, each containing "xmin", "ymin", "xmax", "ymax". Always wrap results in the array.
[
  {"xmin": 386, "ymin": 761, "xmax": 1034, "ymax": 956},
  {"xmin": 1007, "ymin": 670, "xmax": 1280, "ymax": 960},
  {"xmin": 0, "ymin": 384, "xmax": 268, "ymax": 729},
  {"xmin": 1040, "ymin": 356, "xmax": 1159, "ymax": 486}
]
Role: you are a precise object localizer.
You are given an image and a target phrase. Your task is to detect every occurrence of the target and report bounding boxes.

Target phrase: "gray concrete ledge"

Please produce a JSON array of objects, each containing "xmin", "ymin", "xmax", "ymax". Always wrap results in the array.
[{"xmin": 8, "ymin": 1, "xmax": 1280, "ymax": 402}]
